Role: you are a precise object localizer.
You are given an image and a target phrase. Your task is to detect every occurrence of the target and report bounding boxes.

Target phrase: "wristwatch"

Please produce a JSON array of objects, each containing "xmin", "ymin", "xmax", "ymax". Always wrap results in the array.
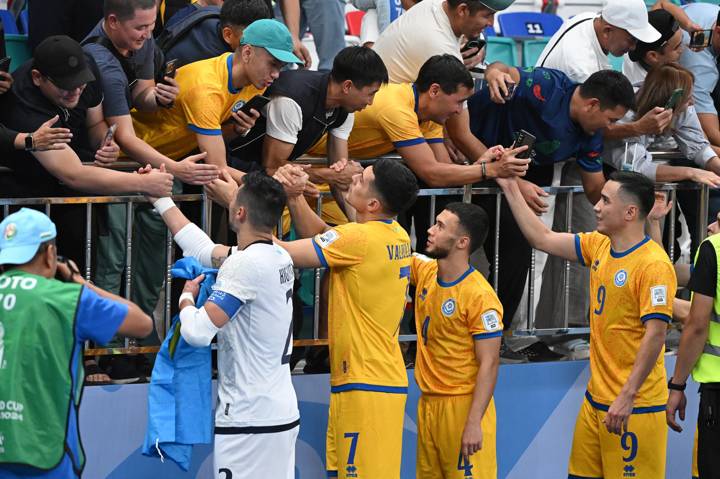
[
  {"xmin": 24, "ymin": 133, "xmax": 34, "ymax": 151},
  {"xmin": 668, "ymin": 378, "xmax": 686, "ymax": 391}
]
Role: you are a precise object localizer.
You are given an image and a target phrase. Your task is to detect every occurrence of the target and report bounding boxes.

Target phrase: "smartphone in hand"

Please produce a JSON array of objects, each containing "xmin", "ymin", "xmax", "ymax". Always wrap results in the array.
[
  {"xmin": 512, "ymin": 129, "xmax": 536, "ymax": 160},
  {"xmin": 160, "ymin": 58, "xmax": 178, "ymax": 84},
  {"xmin": 0, "ymin": 57, "xmax": 11, "ymax": 73}
]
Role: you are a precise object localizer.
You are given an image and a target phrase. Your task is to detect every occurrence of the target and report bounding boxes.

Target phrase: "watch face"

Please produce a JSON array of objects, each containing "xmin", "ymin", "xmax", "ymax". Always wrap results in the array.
[{"xmin": 25, "ymin": 135, "xmax": 33, "ymax": 150}]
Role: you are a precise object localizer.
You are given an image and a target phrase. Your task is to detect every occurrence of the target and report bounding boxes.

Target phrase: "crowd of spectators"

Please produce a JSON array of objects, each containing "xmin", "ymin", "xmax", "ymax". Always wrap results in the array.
[{"xmin": 1, "ymin": 0, "xmax": 719, "ymax": 378}]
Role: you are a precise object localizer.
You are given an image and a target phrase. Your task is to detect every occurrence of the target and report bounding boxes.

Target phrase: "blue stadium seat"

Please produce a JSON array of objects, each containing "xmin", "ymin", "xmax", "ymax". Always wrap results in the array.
[
  {"xmin": 0, "ymin": 10, "xmax": 19, "ymax": 35},
  {"xmin": 5, "ymin": 34, "xmax": 32, "ymax": 72},
  {"xmin": 19, "ymin": 9, "xmax": 28, "ymax": 35},
  {"xmin": 522, "ymin": 39, "xmax": 550, "ymax": 67},
  {"xmin": 484, "ymin": 26, "xmax": 496, "ymax": 37},
  {"xmin": 497, "ymin": 11, "xmax": 563, "ymax": 38},
  {"xmin": 485, "ymin": 37, "xmax": 518, "ymax": 66}
]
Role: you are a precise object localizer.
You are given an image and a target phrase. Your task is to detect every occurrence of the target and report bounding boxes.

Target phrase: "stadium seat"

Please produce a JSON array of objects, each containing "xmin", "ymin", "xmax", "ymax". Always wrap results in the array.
[
  {"xmin": 0, "ymin": 9, "xmax": 19, "ymax": 35},
  {"xmin": 5, "ymin": 34, "xmax": 31, "ymax": 71},
  {"xmin": 485, "ymin": 37, "xmax": 518, "ymax": 66},
  {"xmin": 522, "ymin": 39, "xmax": 549, "ymax": 67},
  {"xmin": 19, "ymin": 9, "xmax": 28, "ymax": 35},
  {"xmin": 608, "ymin": 54, "xmax": 624, "ymax": 72},
  {"xmin": 484, "ymin": 26, "xmax": 496, "ymax": 37},
  {"xmin": 497, "ymin": 11, "xmax": 563, "ymax": 38},
  {"xmin": 346, "ymin": 10, "xmax": 365, "ymax": 37}
]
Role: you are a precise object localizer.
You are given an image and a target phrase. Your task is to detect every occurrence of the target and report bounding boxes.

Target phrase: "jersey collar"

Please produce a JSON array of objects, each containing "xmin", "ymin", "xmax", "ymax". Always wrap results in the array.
[
  {"xmin": 437, "ymin": 265, "xmax": 474, "ymax": 287},
  {"xmin": 610, "ymin": 235, "xmax": 650, "ymax": 258},
  {"xmin": 227, "ymin": 54, "xmax": 240, "ymax": 94}
]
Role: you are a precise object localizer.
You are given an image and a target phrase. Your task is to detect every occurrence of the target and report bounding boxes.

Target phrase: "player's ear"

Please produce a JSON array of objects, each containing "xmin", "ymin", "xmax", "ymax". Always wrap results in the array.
[
  {"xmin": 367, "ymin": 197, "xmax": 382, "ymax": 214},
  {"xmin": 457, "ymin": 235, "xmax": 470, "ymax": 251}
]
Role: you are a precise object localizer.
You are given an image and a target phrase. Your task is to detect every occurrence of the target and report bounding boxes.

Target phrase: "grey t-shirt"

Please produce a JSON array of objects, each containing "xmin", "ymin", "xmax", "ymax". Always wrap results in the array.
[{"xmin": 82, "ymin": 20, "xmax": 157, "ymax": 117}]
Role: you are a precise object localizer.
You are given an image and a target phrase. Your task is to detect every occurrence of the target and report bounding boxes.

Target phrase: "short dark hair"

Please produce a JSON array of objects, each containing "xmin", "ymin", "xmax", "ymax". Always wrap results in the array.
[
  {"xmin": 330, "ymin": 46, "xmax": 389, "ymax": 89},
  {"xmin": 416, "ymin": 54, "xmax": 474, "ymax": 94},
  {"xmin": 609, "ymin": 171, "xmax": 654, "ymax": 219},
  {"xmin": 220, "ymin": 0, "xmax": 272, "ymax": 29},
  {"xmin": 235, "ymin": 171, "xmax": 287, "ymax": 232},
  {"xmin": 578, "ymin": 70, "xmax": 635, "ymax": 111},
  {"xmin": 444, "ymin": 202, "xmax": 489, "ymax": 252},
  {"xmin": 370, "ymin": 158, "xmax": 419, "ymax": 216},
  {"xmin": 447, "ymin": 0, "xmax": 491, "ymax": 14},
  {"xmin": 104, "ymin": 0, "xmax": 155, "ymax": 21}
]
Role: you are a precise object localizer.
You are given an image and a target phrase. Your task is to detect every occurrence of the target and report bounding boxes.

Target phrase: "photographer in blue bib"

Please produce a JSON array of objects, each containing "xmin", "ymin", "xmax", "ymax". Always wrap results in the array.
[{"xmin": 0, "ymin": 209, "xmax": 152, "ymax": 479}]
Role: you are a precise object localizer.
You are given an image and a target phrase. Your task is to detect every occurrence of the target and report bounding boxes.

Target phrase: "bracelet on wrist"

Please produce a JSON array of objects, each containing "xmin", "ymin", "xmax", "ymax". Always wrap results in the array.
[
  {"xmin": 668, "ymin": 378, "xmax": 686, "ymax": 391},
  {"xmin": 480, "ymin": 161, "xmax": 487, "ymax": 180}
]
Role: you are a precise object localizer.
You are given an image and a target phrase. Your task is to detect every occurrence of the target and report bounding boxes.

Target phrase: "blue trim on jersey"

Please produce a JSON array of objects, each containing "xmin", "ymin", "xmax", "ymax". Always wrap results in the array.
[
  {"xmin": 327, "ymin": 471, "xmax": 339, "ymax": 478},
  {"xmin": 331, "ymin": 383, "xmax": 408, "ymax": 394},
  {"xmin": 426, "ymin": 138, "xmax": 445, "ymax": 144},
  {"xmin": 412, "ymin": 83, "xmax": 419, "ymax": 113},
  {"xmin": 641, "ymin": 313, "xmax": 671, "ymax": 324},
  {"xmin": 473, "ymin": 331, "xmax": 502, "ymax": 340},
  {"xmin": 226, "ymin": 54, "xmax": 239, "ymax": 94},
  {"xmin": 374, "ymin": 219, "xmax": 393, "ymax": 224},
  {"xmin": 393, "ymin": 137, "xmax": 426, "ymax": 148},
  {"xmin": 207, "ymin": 290, "xmax": 244, "ymax": 319},
  {"xmin": 574, "ymin": 235, "xmax": 585, "ymax": 266},
  {"xmin": 437, "ymin": 266, "xmax": 475, "ymax": 287},
  {"xmin": 585, "ymin": 391, "xmax": 665, "ymax": 414},
  {"xmin": 188, "ymin": 124, "xmax": 222, "ymax": 135},
  {"xmin": 610, "ymin": 235, "xmax": 650, "ymax": 258},
  {"xmin": 568, "ymin": 475, "xmax": 603, "ymax": 479},
  {"xmin": 312, "ymin": 238, "xmax": 329, "ymax": 268}
]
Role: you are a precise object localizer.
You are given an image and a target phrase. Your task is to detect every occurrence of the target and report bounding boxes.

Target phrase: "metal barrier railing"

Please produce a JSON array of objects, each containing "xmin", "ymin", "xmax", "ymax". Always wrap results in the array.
[{"xmin": 0, "ymin": 155, "xmax": 711, "ymax": 357}]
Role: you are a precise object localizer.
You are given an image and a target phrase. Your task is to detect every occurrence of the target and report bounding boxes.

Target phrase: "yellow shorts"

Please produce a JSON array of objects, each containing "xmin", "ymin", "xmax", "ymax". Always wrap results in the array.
[
  {"xmin": 416, "ymin": 394, "xmax": 497, "ymax": 479},
  {"xmin": 568, "ymin": 396, "xmax": 667, "ymax": 478},
  {"xmin": 692, "ymin": 426, "xmax": 698, "ymax": 479},
  {"xmin": 326, "ymin": 389, "xmax": 407, "ymax": 479}
]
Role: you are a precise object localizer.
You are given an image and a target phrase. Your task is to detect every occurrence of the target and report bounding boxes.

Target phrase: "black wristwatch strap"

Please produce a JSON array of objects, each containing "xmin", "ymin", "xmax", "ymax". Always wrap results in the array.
[
  {"xmin": 668, "ymin": 378, "xmax": 687, "ymax": 391},
  {"xmin": 24, "ymin": 133, "xmax": 34, "ymax": 151}
]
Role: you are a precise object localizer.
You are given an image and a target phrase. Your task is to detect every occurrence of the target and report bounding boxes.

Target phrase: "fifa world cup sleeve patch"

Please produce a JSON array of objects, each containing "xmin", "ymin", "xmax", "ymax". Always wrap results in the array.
[
  {"xmin": 482, "ymin": 310, "xmax": 501, "ymax": 331},
  {"xmin": 316, "ymin": 229, "xmax": 340, "ymax": 248},
  {"xmin": 650, "ymin": 285, "xmax": 667, "ymax": 306}
]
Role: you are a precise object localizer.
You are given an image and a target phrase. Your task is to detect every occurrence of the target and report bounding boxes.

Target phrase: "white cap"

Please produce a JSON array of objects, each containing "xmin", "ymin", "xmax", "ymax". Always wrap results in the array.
[{"xmin": 602, "ymin": 0, "xmax": 661, "ymax": 43}]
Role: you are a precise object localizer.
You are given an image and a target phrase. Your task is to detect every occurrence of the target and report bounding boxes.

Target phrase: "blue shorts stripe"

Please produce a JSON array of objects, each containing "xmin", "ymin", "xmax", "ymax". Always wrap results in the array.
[
  {"xmin": 331, "ymin": 383, "xmax": 408, "ymax": 394},
  {"xmin": 585, "ymin": 391, "xmax": 665, "ymax": 414}
]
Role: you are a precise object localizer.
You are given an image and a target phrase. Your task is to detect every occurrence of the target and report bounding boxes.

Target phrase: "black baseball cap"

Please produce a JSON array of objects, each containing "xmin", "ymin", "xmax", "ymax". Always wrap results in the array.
[
  {"xmin": 628, "ymin": 10, "xmax": 680, "ymax": 62},
  {"xmin": 33, "ymin": 35, "xmax": 95, "ymax": 90}
]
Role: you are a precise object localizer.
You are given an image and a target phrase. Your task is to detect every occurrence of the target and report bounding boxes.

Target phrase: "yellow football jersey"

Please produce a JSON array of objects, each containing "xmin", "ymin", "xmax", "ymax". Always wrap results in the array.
[
  {"xmin": 132, "ymin": 52, "xmax": 265, "ymax": 159},
  {"xmin": 410, "ymin": 255, "xmax": 503, "ymax": 396},
  {"xmin": 576, "ymin": 232, "xmax": 676, "ymax": 408},
  {"xmin": 312, "ymin": 220, "xmax": 411, "ymax": 390},
  {"xmin": 307, "ymin": 83, "xmax": 444, "ymax": 158}
]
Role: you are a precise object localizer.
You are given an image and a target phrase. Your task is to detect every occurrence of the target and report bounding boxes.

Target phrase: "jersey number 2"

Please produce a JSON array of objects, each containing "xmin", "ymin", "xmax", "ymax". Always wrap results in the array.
[{"xmin": 281, "ymin": 287, "xmax": 293, "ymax": 364}]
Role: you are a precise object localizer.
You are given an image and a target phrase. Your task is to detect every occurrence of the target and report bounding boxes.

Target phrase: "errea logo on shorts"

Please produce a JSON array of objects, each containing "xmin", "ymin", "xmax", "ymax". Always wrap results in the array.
[{"xmin": 316, "ymin": 230, "xmax": 339, "ymax": 248}]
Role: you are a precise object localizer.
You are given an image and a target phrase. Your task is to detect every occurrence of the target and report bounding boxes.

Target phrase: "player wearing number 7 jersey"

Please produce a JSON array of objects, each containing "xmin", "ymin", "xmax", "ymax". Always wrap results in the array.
[
  {"xmin": 149, "ymin": 171, "xmax": 299, "ymax": 479},
  {"xmin": 498, "ymin": 171, "xmax": 676, "ymax": 479},
  {"xmin": 277, "ymin": 158, "xmax": 419, "ymax": 479},
  {"xmin": 410, "ymin": 203, "xmax": 503, "ymax": 479}
]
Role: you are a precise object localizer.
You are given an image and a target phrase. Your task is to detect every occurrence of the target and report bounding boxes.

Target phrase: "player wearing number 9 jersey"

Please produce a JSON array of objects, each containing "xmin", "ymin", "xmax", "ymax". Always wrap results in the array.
[
  {"xmin": 277, "ymin": 158, "xmax": 419, "ymax": 479},
  {"xmin": 497, "ymin": 171, "xmax": 676, "ymax": 479},
  {"xmin": 151, "ymin": 172, "xmax": 299, "ymax": 479},
  {"xmin": 411, "ymin": 203, "xmax": 503, "ymax": 479}
]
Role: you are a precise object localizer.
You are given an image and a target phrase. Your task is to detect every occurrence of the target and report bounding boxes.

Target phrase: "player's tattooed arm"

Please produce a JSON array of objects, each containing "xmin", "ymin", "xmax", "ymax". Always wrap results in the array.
[{"xmin": 211, "ymin": 246, "xmax": 232, "ymax": 268}]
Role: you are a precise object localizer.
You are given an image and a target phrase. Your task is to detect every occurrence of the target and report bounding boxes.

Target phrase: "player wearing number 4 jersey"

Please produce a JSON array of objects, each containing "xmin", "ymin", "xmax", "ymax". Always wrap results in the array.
[
  {"xmin": 498, "ymin": 171, "xmax": 676, "ymax": 479},
  {"xmin": 277, "ymin": 158, "xmax": 419, "ymax": 479},
  {"xmin": 150, "ymin": 171, "xmax": 299, "ymax": 479},
  {"xmin": 411, "ymin": 202, "xmax": 503, "ymax": 479}
]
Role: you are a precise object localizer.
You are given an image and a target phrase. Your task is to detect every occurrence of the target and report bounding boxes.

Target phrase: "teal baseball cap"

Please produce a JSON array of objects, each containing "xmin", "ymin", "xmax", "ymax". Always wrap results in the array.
[
  {"xmin": 478, "ymin": 0, "xmax": 516, "ymax": 12},
  {"xmin": 0, "ymin": 208, "xmax": 57, "ymax": 265},
  {"xmin": 240, "ymin": 19, "xmax": 304, "ymax": 65}
]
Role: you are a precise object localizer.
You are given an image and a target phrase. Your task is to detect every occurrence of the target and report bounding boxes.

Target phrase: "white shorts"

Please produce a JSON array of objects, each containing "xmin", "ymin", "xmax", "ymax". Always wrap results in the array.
[{"xmin": 214, "ymin": 422, "xmax": 299, "ymax": 479}]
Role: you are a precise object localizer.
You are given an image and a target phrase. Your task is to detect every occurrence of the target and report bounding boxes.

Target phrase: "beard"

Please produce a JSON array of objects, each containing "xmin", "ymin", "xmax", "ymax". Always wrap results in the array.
[{"xmin": 424, "ymin": 244, "xmax": 450, "ymax": 259}]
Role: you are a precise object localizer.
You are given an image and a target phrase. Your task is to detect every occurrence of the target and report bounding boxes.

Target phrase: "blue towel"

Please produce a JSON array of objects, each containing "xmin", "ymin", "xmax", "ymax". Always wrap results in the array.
[{"xmin": 142, "ymin": 257, "xmax": 218, "ymax": 471}]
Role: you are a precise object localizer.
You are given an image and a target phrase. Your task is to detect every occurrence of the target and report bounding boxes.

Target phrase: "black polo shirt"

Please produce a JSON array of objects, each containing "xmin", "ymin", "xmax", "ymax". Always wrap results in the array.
[{"xmin": 0, "ymin": 54, "xmax": 103, "ymax": 197}]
